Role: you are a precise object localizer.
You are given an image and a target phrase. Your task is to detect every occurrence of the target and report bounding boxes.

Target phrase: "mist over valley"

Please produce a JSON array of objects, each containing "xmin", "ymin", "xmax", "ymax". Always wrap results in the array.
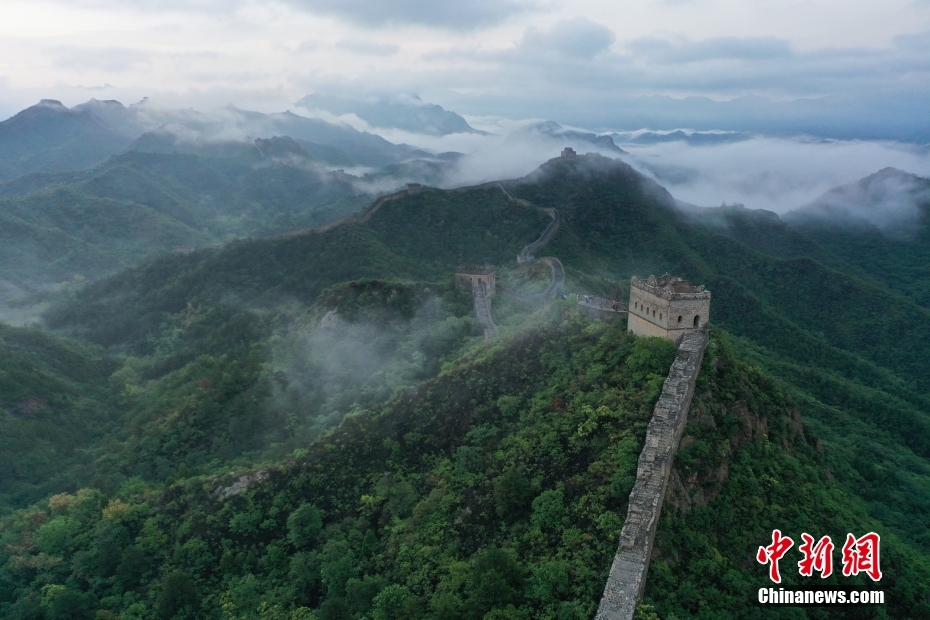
[{"xmin": 2, "ymin": 2, "xmax": 930, "ymax": 619}]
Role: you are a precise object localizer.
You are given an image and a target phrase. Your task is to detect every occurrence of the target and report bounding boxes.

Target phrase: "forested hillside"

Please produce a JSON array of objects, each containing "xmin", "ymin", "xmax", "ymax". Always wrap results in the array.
[
  {"xmin": 0, "ymin": 325, "xmax": 119, "ymax": 510},
  {"xmin": 0, "ymin": 147, "xmax": 372, "ymax": 318},
  {"xmin": 2, "ymin": 153, "xmax": 930, "ymax": 618},
  {"xmin": 0, "ymin": 100, "xmax": 130, "ymax": 182},
  {"xmin": 0, "ymin": 99, "xmax": 433, "ymax": 183},
  {"xmin": 0, "ymin": 100, "xmax": 459, "ymax": 323},
  {"xmin": 4, "ymin": 315, "xmax": 928, "ymax": 619}
]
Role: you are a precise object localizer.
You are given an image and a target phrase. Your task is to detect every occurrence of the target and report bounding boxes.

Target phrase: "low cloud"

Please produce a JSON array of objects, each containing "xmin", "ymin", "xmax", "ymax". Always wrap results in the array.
[
  {"xmin": 52, "ymin": 46, "xmax": 152, "ymax": 72},
  {"xmin": 619, "ymin": 136, "xmax": 930, "ymax": 213},
  {"xmin": 627, "ymin": 35, "xmax": 792, "ymax": 64},
  {"xmin": 784, "ymin": 167, "xmax": 930, "ymax": 234},
  {"xmin": 518, "ymin": 18, "xmax": 616, "ymax": 59},
  {"xmin": 335, "ymin": 39, "xmax": 399, "ymax": 56},
  {"xmin": 285, "ymin": 0, "xmax": 528, "ymax": 30},
  {"xmin": 267, "ymin": 295, "xmax": 476, "ymax": 441}
]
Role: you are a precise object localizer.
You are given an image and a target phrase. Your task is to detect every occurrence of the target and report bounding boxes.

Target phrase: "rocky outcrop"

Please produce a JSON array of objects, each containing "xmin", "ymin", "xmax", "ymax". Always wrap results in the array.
[
  {"xmin": 213, "ymin": 470, "xmax": 269, "ymax": 501},
  {"xmin": 594, "ymin": 330, "xmax": 709, "ymax": 620}
]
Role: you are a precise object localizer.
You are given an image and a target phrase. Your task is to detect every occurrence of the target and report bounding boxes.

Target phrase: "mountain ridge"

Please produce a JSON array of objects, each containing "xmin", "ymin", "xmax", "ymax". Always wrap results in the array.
[{"xmin": 2, "ymin": 153, "xmax": 930, "ymax": 617}]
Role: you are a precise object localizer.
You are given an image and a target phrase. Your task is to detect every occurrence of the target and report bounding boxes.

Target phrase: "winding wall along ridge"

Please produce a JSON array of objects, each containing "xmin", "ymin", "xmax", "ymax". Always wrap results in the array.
[
  {"xmin": 277, "ymin": 187, "xmax": 411, "ymax": 238},
  {"xmin": 595, "ymin": 330, "xmax": 709, "ymax": 620},
  {"xmin": 496, "ymin": 182, "xmax": 565, "ymax": 304},
  {"xmin": 274, "ymin": 180, "xmax": 564, "ymax": 340},
  {"xmin": 278, "ymin": 181, "xmax": 565, "ymax": 308},
  {"xmin": 274, "ymin": 172, "xmax": 706, "ymax": 617},
  {"xmin": 517, "ymin": 205, "xmax": 560, "ymax": 263}
]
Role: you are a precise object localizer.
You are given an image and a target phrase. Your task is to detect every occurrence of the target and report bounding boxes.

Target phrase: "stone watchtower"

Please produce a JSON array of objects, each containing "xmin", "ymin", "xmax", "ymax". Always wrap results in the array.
[
  {"xmin": 628, "ymin": 274, "xmax": 710, "ymax": 343},
  {"xmin": 455, "ymin": 265, "xmax": 496, "ymax": 292}
]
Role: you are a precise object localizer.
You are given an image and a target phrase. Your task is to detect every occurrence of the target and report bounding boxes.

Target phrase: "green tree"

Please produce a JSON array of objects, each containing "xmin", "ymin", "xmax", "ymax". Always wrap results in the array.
[
  {"xmin": 287, "ymin": 503, "xmax": 322, "ymax": 549},
  {"xmin": 493, "ymin": 470, "xmax": 532, "ymax": 520},
  {"xmin": 371, "ymin": 584, "xmax": 422, "ymax": 620},
  {"xmin": 156, "ymin": 570, "xmax": 200, "ymax": 619}
]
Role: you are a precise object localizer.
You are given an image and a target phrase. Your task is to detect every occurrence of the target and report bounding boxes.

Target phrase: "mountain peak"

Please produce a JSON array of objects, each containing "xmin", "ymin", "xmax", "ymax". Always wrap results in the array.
[
  {"xmin": 296, "ymin": 93, "xmax": 483, "ymax": 136},
  {"xmin": 785, "ymin": 167, "xmax": 930, "ymax": 234},
  {"xmin": 505, "ymin": 120, "xmax": 625, "ymax": 155}
]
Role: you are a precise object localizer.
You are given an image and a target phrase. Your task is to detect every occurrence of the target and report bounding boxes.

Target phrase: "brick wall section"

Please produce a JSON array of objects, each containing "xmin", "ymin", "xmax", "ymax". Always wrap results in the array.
[
  {"xmin": 594, "ymin": 330, "xmax": 709, "ymax": 620},
  {"xmin": 472, "ymin": 280, "xmax": 497, "ymax": 339}
]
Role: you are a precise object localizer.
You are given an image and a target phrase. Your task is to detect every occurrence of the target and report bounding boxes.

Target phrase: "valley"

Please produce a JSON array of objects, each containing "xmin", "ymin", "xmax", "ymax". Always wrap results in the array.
[{"xmin": 1, "ymin": 105, "xmax": 929, "ymax": 619}]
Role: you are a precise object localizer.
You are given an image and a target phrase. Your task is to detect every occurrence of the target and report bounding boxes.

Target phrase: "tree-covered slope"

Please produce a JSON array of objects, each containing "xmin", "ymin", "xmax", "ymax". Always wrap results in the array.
[
  {"xmin": 508, "ymin": 156, "xmax": 930, "ymax": 558},
  {"xmin": 5, "ymin": 154, "xmax": 930, "ymax": 618},
  {"xmin": 0, "ymin": 324, "xmax": 120, "ymax": 512},
  {"xmin": 44, "ymin": 187, "xmax": 550, "ymax": 351},
  {"xmin": 782, "ymin": 168, "xmax": 930, "ymax": 307},
  {"xmin": 3, "ymin": 315, "xmax": 928, "ymax": 619},
  {"xmin": 650, "ymin": 331, "xmax": 930, "ymax": 620},
  {"xmin": 40, "ymin": 156, "xmax": 930, "ymax": 561},
  {"xmin": 0, "ymin": 148, "xmax": 373, "ymax": 318},
  {"xmin": 0, "ymin": 100, "xmax": 130, "ymax": 182}
]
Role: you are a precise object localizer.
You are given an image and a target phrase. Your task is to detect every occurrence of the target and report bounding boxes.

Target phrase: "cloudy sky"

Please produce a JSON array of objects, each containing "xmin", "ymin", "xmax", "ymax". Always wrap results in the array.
[{"xmin": 1, "ymin": 0, "xmax": 929, "ymax": 136}]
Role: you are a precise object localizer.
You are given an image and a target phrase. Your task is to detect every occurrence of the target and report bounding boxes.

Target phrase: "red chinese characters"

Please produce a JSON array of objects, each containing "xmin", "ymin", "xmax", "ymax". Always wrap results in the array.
[
  {"xmin": 759, "ymin": 530, "xmax": 883, "ymax": 583},
  {"xmin": 757, "ymin": 529, "xmax": 795, "ymax": 583},
  {"xmin": 841, "ymin": 532, "xmax": 883, "ymax": 582},
  {"xmin": 798, "ymin": 533, "xmax": 834, "ymax": 578}
]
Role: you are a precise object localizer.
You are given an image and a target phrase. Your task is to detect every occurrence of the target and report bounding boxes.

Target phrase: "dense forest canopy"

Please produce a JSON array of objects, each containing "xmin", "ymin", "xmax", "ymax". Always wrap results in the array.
[{"xmin": 1, "ymin": 153, "xmax": 929, "ymax": 618}]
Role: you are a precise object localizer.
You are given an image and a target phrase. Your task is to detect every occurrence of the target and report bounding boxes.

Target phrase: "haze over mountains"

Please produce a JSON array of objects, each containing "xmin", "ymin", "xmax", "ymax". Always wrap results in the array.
[
  {"xmin": 1, "ymin": 94, "xmax": 929, "ymax": 328},
  {"xmin": 296, "ymin": 93, "xmax": 486, "ymax": 136},
  {"xmin": 2, "ymin": 0, "xmax": 930, "ymax": 615},
  {"xmin": 3, "ymin": 86, "xmax": 930, "ymax": 618},
  {"xmin": 0, "ymin": 98, "xmax": 435, "ymax": 181},
  {"xmin": 3, "ymin": 148, "xmax": 930, "ymax": 618}
]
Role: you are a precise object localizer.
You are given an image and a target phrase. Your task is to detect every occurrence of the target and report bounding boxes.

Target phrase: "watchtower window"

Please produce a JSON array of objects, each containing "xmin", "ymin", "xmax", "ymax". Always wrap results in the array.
[
  {"xmin": 693, "ymin": 315, "xmax": 700, "ymax": 327},
  {"xmin": 659, "ymin": 313, "xmax": 662, "ymax": 320},
  {"xmin": 677, "ymin": 315, "xmax": 683, "ymax": 323}
]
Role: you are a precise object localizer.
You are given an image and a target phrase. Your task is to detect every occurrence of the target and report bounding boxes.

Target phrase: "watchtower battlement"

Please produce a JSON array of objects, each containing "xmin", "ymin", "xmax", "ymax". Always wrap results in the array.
[
  {"xmin": 455, "ymin": 265, "xmax": 496, "ymax": 292},
  {"xmin": 628, "ymin": 274, "xmax": 710, "ymax": 343}
]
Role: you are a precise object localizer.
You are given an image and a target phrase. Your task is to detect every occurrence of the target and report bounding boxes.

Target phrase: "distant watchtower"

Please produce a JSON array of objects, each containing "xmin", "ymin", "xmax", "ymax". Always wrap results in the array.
[
  {"xmin": 561, "ymin": 147, "xmax": 577, "ymax": 159},
  {"xmin": 455, "ymin": 264, "xmax": 496, "ymax": 292},
  {"xmin": 628, "ymin": 274, "xmax": 710, "ymax": 343}
]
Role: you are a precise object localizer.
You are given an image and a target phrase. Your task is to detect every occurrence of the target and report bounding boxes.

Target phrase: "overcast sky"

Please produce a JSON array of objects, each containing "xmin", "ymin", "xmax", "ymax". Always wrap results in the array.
[{"xmin": 1, "ymin": 0, "xmax": 928, "ymax": 135}]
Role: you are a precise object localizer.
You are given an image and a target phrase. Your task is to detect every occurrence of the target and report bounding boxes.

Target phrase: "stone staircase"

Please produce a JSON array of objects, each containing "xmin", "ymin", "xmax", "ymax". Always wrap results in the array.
[{"xmin": 472, "ymin": 281, "xmax": 497, "ymax": 339}]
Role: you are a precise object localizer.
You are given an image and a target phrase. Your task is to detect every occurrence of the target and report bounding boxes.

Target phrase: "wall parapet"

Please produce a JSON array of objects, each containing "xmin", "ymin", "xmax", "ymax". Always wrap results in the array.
[
  {"xmin": 594, "ymin": 330, "xmax": 709, "ymax": 620},
  {"xmin": 631, "ymin": 274, "xmax": 710, "ymax": 301}
]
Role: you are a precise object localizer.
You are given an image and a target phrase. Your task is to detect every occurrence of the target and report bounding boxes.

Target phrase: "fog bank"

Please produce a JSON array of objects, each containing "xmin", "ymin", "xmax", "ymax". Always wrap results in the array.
[{"xmin": 619, "ymin": 136, "xmax": 930, "ymax": 213}]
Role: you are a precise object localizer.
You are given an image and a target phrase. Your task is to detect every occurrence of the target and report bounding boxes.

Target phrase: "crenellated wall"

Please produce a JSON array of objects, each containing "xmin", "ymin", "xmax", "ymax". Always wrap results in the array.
[{"xmin": 594, "ymin": 330, "xmax": 709, "ymax": 619}]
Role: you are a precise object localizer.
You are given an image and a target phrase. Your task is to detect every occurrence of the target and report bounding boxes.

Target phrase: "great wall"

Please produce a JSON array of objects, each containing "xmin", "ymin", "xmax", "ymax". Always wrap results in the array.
[
  {"xmin": 492, "ymin": 184, "xmax": 566, "ymax": 309},
  {"xmin": 284, "ymin": 152, "xmax": 709, "ymax": 619},
  {"xmin": 595, "ymin": 330, "xmax": 708, "ymax": 619}
]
